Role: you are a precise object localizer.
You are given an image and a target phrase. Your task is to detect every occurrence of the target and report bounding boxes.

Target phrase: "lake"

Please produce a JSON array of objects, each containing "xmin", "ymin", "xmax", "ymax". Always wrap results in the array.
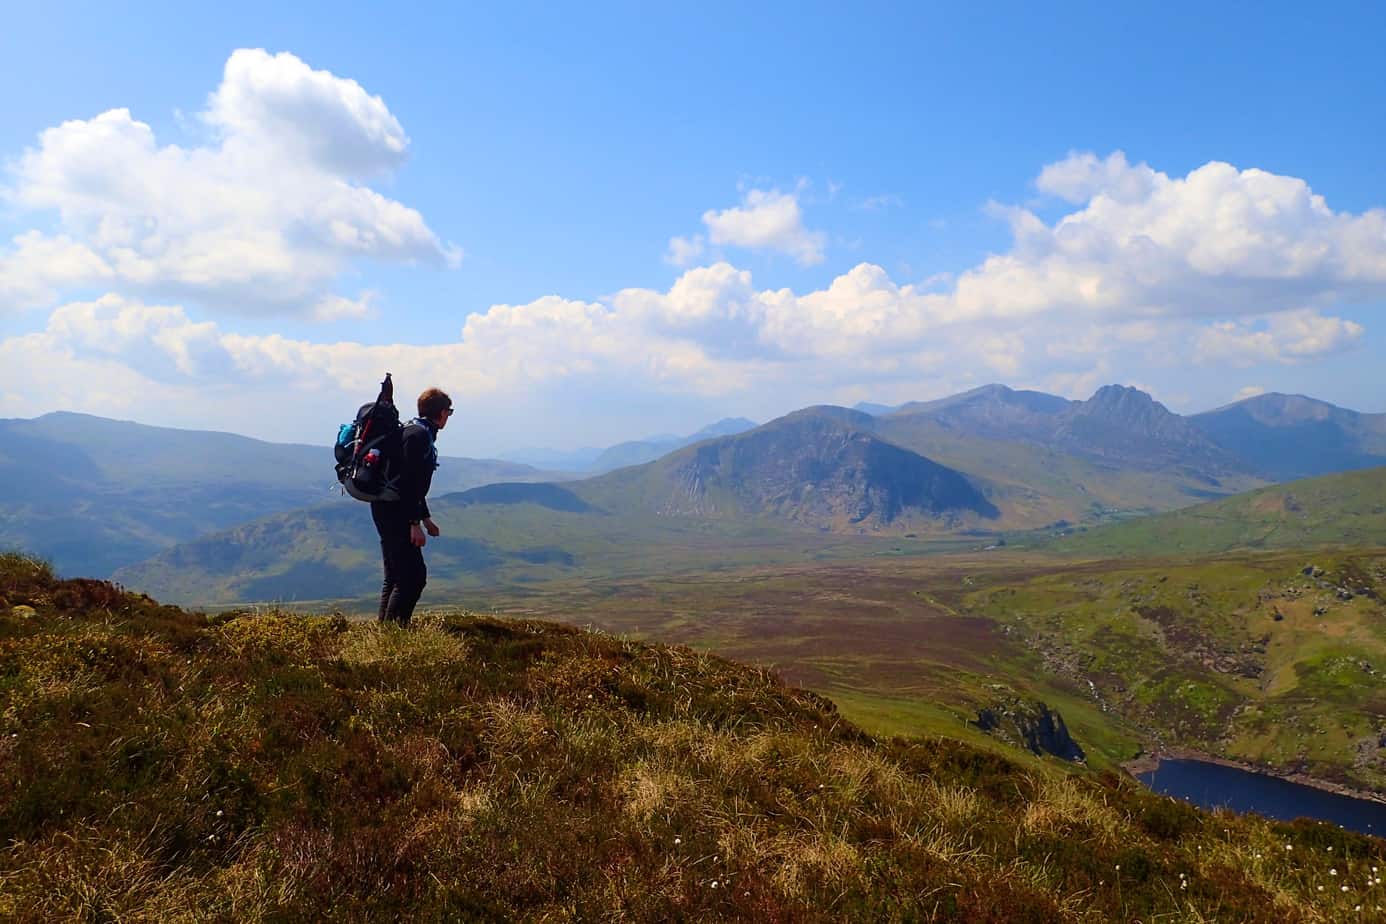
[{"xmin": 1139, "ymin": 758, "xmax": 1386, "ymax": 836}]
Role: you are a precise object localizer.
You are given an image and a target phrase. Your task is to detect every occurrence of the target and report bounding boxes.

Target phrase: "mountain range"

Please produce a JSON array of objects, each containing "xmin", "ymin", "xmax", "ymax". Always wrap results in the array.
[
  {"xmin": 499, "ymin": 417, "xmax": 758, "ymax": 473},
  {"xmin": 0, "ymin": 412, "xmax": 562, "ymax": 578},
  {"xmin": 7, "ymin": 386, "xmax": 1385, "ymax": 591}
]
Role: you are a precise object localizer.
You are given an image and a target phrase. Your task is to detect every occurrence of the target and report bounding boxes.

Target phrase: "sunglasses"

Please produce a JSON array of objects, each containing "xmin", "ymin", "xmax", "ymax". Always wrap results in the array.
[{"xmin": 443, "ymin": 407, "xmax": 455, "ymax": 416}]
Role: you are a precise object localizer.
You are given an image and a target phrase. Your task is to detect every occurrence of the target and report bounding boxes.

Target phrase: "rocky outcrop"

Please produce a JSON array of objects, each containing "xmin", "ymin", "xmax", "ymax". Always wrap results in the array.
[
  {"xmin": 1053, "ymin": 385, "xmax": 1243, "ymax": 475},
  {"xmin": 972, "ymin": 695, "xmax": 1086, "ymax": 762}
]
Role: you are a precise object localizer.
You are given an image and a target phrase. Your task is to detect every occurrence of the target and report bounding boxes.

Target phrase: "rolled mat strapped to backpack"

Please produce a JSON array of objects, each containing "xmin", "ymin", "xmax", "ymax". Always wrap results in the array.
[{"xmin": 334, "ymin": 373, "xmax": 405, "ymax": 502}]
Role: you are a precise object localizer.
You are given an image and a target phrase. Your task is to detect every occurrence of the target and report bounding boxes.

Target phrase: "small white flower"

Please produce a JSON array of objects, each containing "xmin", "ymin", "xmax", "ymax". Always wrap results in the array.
[
  {"xmin": 1115, "ymin": 864, "xmax": 1121, "ymax": 871},
  {"xmin": 673, "ymin": 837, "xmax": 681, "ymax": 845},
  {"xmin": 216, "ymin": 810, "xmax": 223, "ymax": 817},
  {"xmin": 1319, "ymin": 886, "xmax": 1326, "ymax": 892},
  {"xmin": 710, "ymin": 881, "xmax": 718, "ymax": 889},
  {"xmin": 1286, "ymin": 845, "xmax": 1294, "ymax": 851},
  {"xmin": 1344, "ymin": 885, "xmax": 1351, "ymax": 892},
  {"xmin": 1333, "ymin": 869, "xmax": 1339, "ymax": 876}
]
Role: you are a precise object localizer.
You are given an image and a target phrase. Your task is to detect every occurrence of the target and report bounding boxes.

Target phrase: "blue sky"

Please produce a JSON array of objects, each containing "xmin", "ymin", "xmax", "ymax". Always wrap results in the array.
[{"xmin": 1, "ymin": 2, "xmax": 1383, "ymax": 452}]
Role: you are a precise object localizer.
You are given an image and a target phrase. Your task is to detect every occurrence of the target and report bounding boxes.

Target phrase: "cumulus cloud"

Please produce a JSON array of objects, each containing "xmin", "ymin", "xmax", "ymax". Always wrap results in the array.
[
  {"xmin": 1235, "ymin": 385, "xmax": 1267, "ymax": 401},
  {"xmin": 946, "ymin": 152, "xmax": 1386, "ymax": 328},
  {"xmin": 3, "ymin": 150, "xmax": 1382, "ymax": 448},
  {"xmin": 664, "ymin": 234, "xmax": 706, "ymax": 267},
  {"xmin": 700, "ymin": 188, "xmax": 826, "ymax": 265},
  {"xmin": 1194, "ymin": 310, "xmax": 1365, "ymax": 367},
  {"xmin": 205, "ymin": 49, "xmax": 408, "ymax": 177},
  {"xmin": 0, "ymin": 49, "xmax": 458, "ymax": 316},
  {"xmin": 0, "ymin": 231, "xmax": 113, "ymax": 308},
  {"xmin": 311, "ymin": 292, "xmax": 378, "ymax": 321}
]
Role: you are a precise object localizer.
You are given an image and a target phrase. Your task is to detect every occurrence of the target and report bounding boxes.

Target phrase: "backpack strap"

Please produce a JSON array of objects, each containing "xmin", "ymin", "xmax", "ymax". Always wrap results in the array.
[{"xmin": 409, "ymin": 417, "xmax": 440, "ymax": 470}]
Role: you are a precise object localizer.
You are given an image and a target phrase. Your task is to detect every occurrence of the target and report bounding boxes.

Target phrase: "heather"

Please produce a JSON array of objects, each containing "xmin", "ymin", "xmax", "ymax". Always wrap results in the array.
[{"xmin": 4, "ymin": 552, "xmax": 1385, "ymax": 921}]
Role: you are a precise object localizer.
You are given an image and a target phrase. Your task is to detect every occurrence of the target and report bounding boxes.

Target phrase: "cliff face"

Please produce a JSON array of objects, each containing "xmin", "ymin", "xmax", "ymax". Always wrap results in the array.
[{"xmin": 973, "ymin": 696, "xmax": 1086, "ymax": 762}]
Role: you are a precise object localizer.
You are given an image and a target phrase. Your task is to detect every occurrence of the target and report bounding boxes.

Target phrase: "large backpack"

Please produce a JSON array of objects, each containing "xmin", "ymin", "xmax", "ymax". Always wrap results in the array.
[{"xmin": 334, "ymin": 373, "xmax": 405, "ymax": 502}]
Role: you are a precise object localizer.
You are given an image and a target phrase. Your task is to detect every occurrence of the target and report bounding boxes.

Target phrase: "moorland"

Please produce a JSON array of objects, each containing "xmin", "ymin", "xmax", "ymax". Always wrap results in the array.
[{"xmin": 5, "ymin": 552, "xmax": 1386, "ymax": 922}]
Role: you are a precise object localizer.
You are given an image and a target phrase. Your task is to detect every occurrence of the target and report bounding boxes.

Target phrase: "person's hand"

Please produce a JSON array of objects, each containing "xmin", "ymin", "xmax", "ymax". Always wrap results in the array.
[
  {"xmin": 423, "ymin": 518, "xmax": 440, "ymax": 537},
  {"xmin": 410, "ymin": 523, "xmax": 427, "ymax": 547}
]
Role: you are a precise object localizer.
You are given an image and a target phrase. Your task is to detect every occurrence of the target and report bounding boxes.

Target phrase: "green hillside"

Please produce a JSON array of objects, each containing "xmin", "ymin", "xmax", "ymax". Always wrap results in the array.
[
  {"xmin": 1044, "ymin": 466, "xmax": 1386, "ymax": 557},
  {"xmin": 112, "ymin": 489, "xmax": 962, "ymax": 607},
  {"xmin": 4, "ymin": 553, "xmax": 1383, "ymax": 921},
  {"xmin": 960, "ymin": 550, "xmax": 1386, "ymax": 792}
]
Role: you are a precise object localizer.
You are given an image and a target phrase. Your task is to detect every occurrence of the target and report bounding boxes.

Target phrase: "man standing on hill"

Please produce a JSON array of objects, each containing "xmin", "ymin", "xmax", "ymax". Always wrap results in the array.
[{"xmin": 373, "ymin": 387, "xmax": 452, "ymax": 626}]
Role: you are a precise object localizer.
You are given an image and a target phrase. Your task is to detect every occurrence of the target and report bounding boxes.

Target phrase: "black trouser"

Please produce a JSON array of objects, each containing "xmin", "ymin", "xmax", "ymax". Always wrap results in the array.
[{"xmin": 371, "ymin": 502, "xmax": 427, "ymax": 626}]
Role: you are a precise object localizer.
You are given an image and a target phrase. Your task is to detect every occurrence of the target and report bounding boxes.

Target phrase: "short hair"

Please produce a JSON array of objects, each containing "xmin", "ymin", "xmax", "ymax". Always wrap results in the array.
[{"xmin": 418, "ymin": 387, "xmax": 452, "ymax": 419}]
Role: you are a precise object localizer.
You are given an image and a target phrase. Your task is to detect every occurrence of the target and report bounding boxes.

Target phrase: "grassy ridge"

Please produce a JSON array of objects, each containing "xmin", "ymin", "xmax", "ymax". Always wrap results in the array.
[
  {"xmin": 7, "ymin": 553, "xmax": 1386, "ymax": 921},
  {"xmin": 1042, "ymin": 466, "xmax": 1386, "ymax": 557}
]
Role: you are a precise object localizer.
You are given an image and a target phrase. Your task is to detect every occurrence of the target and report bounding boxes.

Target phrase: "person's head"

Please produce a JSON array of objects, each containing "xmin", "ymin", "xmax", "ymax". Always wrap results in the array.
[{"xmin": 418, "ymin": 388, "xmax": 453, "ymax": 429}]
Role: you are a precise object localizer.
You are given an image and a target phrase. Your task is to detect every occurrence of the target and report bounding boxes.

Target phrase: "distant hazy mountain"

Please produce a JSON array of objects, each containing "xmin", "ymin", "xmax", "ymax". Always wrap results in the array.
[
  {"xmin": 1190, "ymin": 393, "xmax": 1386, "ymax": 481},
  {"xmin": 580, "ymin": 406, "xmax": 998, "ymax": 528},
  {"xmin": 587, "ymin": 417, "xmax": 759, "ymax": 473},
  {"xmin": 888, "ymin": 384, "xmax": 1240, "ymax": 476},
  {"xmin": 501, "ymin": 418, "xmax": 759, "ymax": 474},
  {"xmin": 0, "ymin": 412, "xmax": 559, "ymax": 578},
  {"xmin": 851, "ymin": 401, "xmax": 899, "ymax": 416},
  {"xmin": 889, "ymin": 384, "xmax": 1072, "ymax": 443},
  {"xmin": 497, "ymin": 445, "xmax": 607, "ymax": 472},
  {"xmin": 1051, "ymin": 385, "xmax": 1244, "ymax": 475},
  {"xmin": 874, "ymin": 385, "xmax": 1265, "ymax": 525}
]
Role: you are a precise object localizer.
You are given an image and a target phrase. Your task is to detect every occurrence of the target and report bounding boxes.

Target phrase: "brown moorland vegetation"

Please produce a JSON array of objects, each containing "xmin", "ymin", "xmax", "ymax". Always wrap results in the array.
[{"xmin": 4, "ymin": 552, "xmax": 1386, "ymax": 921}]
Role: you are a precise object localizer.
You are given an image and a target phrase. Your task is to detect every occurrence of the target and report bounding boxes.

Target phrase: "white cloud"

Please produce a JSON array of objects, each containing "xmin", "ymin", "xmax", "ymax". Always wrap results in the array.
[
  {"xmin": 950, "ymin": 152, "xmax": 1386, "ymax": 324},
  {"xmin": 0, "ymin": 49, "xmax": 458, "ymax": 317},
  {"xmin": 664, "ymin": 234, "xmax": 705, "ymax": 267},
  {"xmin": 2, "ymin": 150, "xmax": 1382, "ymax": 449},
  {"xmin": 0, "ymin": 231, "xmax": 113, "ymax": 308},
  {"xmin": 311, "ymin": 291, "xmax": 378, "ymax": 321},
  {"xmin": 700, "ymin": 188, "xmax": 826, "ymax": 265},
  {"xmin": 205, "ymin": 49, "xmax": 408, "ymax": 177},
  {"xmin": 1194, "ymin": 310, "xmax": 1365, "ymax": 367},
  {"xmin": 1036, "ymin": 150, "xmax": 1159, "ymax": 204},
  {"xmin": 1235, "ymin": 385, "xmax": 1267, "ymax": 400}
]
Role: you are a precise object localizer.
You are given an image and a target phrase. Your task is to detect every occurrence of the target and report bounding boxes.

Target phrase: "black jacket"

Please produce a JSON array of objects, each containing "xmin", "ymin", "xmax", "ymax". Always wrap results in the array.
[{"xmin": 398, "ymin": 418, "xmax": 439, "ymax": 522}]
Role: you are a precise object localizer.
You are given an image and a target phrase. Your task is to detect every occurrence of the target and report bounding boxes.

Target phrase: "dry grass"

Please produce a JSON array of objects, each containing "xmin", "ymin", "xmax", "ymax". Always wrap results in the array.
[{"xmin": 3, "ymin": 553, "xmax": 1385, "ymax": 921}]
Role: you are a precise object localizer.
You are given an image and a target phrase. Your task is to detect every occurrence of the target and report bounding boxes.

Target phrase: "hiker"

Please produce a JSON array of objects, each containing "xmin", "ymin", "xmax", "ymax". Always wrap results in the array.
[{"xmin": 373, "ymin": 387, "xmax": 452, "ymax": 626}]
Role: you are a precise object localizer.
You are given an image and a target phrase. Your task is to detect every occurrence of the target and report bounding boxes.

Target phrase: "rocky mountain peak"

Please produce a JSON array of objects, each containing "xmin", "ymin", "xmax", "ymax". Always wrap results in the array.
[{"xmin": 1056, "ymin": 385, "xmax": 1240, "ymax": 472}]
